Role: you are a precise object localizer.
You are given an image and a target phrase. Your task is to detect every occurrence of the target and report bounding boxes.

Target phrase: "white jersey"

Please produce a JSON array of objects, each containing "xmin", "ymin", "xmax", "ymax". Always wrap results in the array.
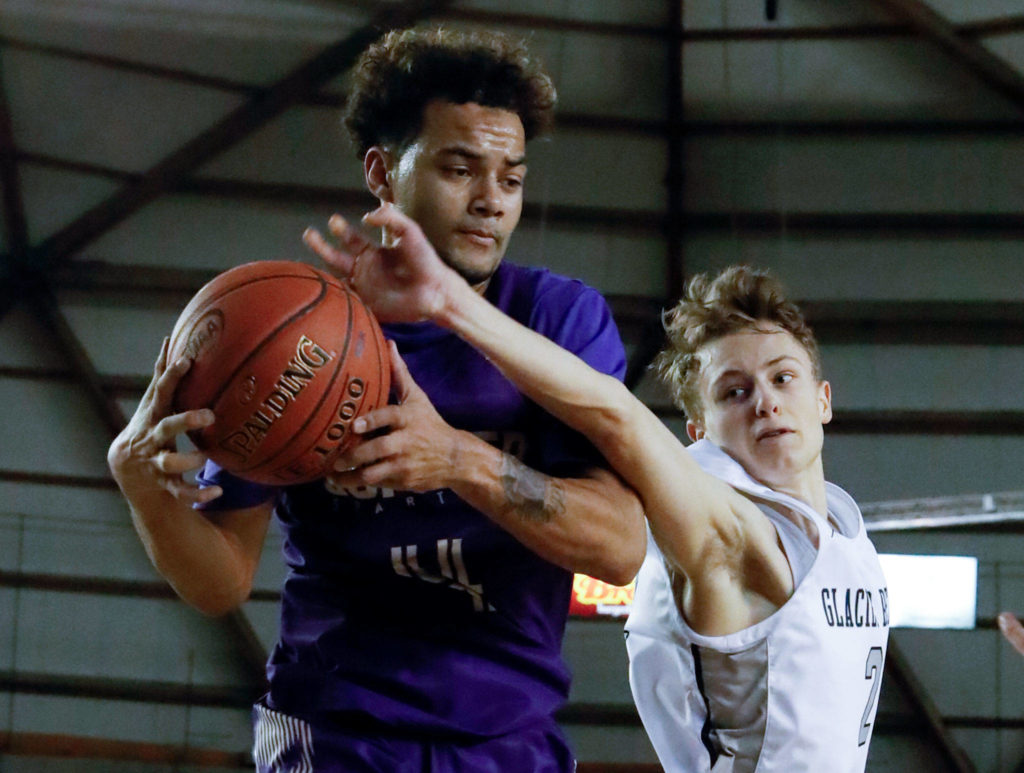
[{"xmin": 625, "ymin": 440, "xmax": 889, "ymax": 773}]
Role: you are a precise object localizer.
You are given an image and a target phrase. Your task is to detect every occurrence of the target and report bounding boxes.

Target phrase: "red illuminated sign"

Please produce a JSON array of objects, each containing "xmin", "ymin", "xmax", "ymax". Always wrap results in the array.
[{"xmin": 569, "ymin": 574, "xmax": 636, "ymax": 618}]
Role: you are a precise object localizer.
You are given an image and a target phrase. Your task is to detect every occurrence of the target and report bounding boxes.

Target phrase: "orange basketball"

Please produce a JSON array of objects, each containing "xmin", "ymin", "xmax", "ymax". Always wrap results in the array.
[{"xmin": 167, "ymin": 260, "xmax": 390, "ymax": 485}]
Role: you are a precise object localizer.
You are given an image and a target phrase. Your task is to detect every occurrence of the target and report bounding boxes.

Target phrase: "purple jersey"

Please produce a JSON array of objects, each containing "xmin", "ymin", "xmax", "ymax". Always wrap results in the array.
[{"xmin": 198, "ymin": 262, "xmax": 626, "ymax": 739}]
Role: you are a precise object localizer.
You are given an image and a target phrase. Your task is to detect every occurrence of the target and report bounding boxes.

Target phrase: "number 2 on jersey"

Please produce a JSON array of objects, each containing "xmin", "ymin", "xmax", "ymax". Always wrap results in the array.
[{"xmin": 859, "ymin": 646, "xmax": 884, "ymax": 746}]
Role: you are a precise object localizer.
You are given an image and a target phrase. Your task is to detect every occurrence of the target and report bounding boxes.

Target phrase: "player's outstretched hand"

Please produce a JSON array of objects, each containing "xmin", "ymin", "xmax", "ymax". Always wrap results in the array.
[
  {"xmin": 303, "ymin": 203, "xmax": 459, "ymax": 325},
  {"xmin": 326, "ymin": 340, "xmax": 463, "ymax": 494},
  {"xmin": 998, "ymin": 611, "xmax": 1024, "ymax": 657},
  {"xmin": 107, "ymin": 338, "xmax": 221, "ymax": 505}
]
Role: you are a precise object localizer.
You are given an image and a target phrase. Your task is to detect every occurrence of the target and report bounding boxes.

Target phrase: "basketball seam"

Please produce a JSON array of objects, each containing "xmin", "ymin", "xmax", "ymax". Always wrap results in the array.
[
  {"xmin": 245, "ymin": 287, "xmax": 357, "ymax": 480},
  {"xmin": 203, "ymin": 276, "xmax": 331, "ymax": 410}
]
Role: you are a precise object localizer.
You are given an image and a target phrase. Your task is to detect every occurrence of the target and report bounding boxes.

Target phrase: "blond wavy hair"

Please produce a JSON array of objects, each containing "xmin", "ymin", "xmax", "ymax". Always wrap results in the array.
[{"xmin": 654, "ymin": 266, "xmax": 822, "ymax": 424}]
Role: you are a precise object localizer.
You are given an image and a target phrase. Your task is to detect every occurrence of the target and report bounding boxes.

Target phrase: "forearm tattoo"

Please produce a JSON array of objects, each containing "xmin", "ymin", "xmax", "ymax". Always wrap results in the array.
[{"xmin": 499, "ymin": 454, "xmax": 567, "ymax": 524}]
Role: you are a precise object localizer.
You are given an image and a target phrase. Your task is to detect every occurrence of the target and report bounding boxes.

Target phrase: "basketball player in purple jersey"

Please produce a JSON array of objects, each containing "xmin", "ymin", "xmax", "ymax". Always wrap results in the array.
[{"xmin": 107, "ymin": 27, "xmax": 644, "ymax": 772}]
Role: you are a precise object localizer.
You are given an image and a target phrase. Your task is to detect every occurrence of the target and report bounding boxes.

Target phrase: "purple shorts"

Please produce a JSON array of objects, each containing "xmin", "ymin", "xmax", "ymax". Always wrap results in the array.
[{"xmin": 252, "ymin": 700, "xmax": 576, "ymax": 773}]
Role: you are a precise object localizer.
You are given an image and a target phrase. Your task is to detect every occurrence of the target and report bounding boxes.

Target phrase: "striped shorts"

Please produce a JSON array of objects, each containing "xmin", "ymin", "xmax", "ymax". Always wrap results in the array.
[
  {"xmin": 253, "ymin": 700, "xmax": 315, "ymax": 773},
  {"xmin": 252, "ymin": 699, "xmax": 575, "ymax": 773}
]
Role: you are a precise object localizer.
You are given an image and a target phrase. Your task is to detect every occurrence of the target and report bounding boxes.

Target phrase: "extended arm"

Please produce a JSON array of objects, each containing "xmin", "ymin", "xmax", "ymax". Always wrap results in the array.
[
  {"xmin": 431, "ymin": 307, "xmax": 783, "ymax": 634},
  {"xmin": 107, "ymin": 339, "xmax": 272, "ymax": 616},
  {"xmin": 425, "ymin": 261, "xmax": 735, "ymax": 578},
  {"xmin": 305, "ymin": 206, "xmax": 741, "ymax": 582}
]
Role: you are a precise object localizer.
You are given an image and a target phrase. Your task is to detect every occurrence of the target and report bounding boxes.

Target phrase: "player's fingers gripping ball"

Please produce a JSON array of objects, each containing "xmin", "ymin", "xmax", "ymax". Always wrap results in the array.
[{"xmin": 167, "ymin": 260, "xmax": 390, "ymax": 485}]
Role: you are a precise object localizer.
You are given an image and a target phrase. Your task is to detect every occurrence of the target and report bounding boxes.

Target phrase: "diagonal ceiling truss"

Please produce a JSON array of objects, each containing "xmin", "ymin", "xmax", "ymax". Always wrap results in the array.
[
  {"xmin": 0, "ymin": 0, "xmax": 458, "ymax": 320},
  {"xmin": 868, "ymin": 0, "xmax": 1024, "ymax": 112},
  {"xmin": 0, "ymin": 46, "xmax": 27, "ymax": 286}
]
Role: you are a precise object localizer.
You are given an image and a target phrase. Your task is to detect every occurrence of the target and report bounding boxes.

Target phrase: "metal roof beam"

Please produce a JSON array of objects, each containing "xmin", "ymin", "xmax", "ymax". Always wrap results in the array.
[
  {"xmin": 0, "ymin": 730, "xmax": 250, "ymax": 768},
  {"xmin": 0, "ymin": 54, "xmax": 26, "ymax": 255},
  {"xmin": 25, "ymin": 151, "xmax": 1024, "ymax": 236},
  {"xmin": 30, "ymin": 288, "xmax": 129, "ymax": 440},
  {"xmin": 0, "ymin": 670, "xmax": 255, "ymax": 708},
  {"xmin": 40, "ymin": 263, "xmax": 1024, "ymax": 346},
  {"xmin": 12, "ymin": 39, "xmax": 1024, "ymax": 139},
  {"xmin": 0, "ymin": 47, "xmax": 30, "ymax": 310},
  {"xmin": 9, "ymin": 364, "xmax": 1024, "ymax": 438},
  {"xmin": 0, "ymin": 568, "xmax": 278, "ymax": 603},
  {"xmin": 647, "ymin": 408, "xmax": 1024, "ymax": 436},
  {"xmin": 868, "ymin": 0, "xmax": 1024, "ymax": 113},
  {"xmin": 664, "ymin": 0, "xmax": 685, "ymax": 299},
  {"xmin": 862, "ymin": 490, "xmax": 1024, "ymax": 531}
]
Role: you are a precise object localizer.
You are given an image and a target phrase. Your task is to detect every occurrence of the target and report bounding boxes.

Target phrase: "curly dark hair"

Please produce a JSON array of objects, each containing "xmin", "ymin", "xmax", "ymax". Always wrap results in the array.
[
  {"xmin": 343, "ymin": 26, "xmax": 557, "ymax": 157},
  {"xmin": 654, "ymin": 266, "xmax": 822, "ymax": 424}
]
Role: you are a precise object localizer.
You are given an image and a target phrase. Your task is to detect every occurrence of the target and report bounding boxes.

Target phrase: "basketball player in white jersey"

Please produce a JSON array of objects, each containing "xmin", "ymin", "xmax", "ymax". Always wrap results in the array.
[{"xmin": 305, "ymin": 203, "xmax": 891, "ymax": 772}]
